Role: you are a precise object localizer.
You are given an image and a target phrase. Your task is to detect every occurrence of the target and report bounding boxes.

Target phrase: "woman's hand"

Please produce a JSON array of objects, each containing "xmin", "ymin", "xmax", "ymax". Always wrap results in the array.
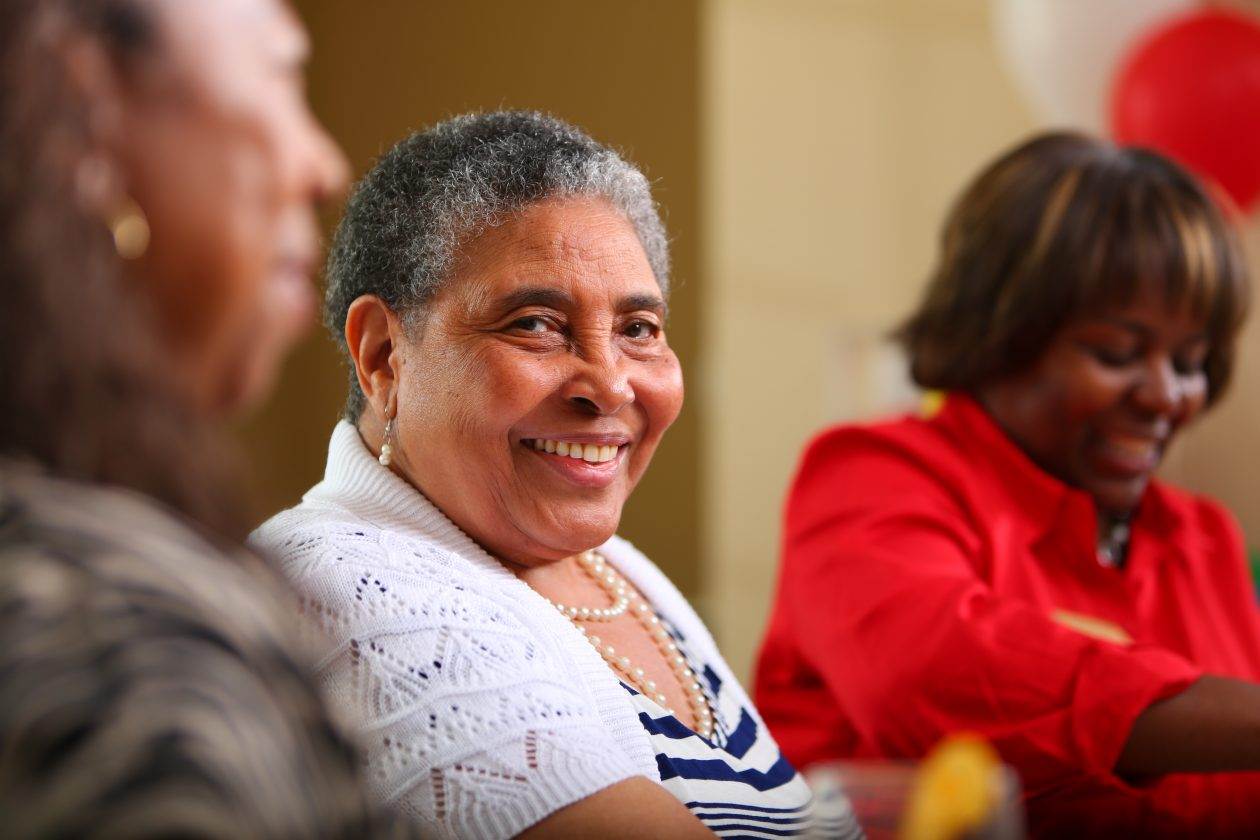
[{"xmin": 1118, "ymin": 675, "xmax": 1260, "ymax": 778}]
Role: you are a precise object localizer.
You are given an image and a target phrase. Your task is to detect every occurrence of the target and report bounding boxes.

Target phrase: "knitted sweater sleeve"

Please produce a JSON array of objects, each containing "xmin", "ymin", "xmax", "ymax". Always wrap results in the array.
[{"xmin": 255, "ymin": 512, "xmax": 643, "ymax": 840}]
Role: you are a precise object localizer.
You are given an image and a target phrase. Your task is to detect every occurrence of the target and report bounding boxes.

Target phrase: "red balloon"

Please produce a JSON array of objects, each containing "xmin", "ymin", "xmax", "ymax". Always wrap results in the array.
[{"xmin": 1110, "ymin": 9, "xmax": 1260, "ymax": 211}]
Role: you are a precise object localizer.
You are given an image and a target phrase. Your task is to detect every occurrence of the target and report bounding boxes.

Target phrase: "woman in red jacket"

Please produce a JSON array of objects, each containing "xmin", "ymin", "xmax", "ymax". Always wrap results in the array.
[{"xmin": 755, "ymin": 132, "xmax": 1260, "ymax": 837}]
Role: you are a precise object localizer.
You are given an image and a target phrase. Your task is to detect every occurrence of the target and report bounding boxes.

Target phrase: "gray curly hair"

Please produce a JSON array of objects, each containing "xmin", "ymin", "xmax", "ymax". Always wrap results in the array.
[{"xmin": 324, "ymin": 110, "xmax": 671, "ymax": 421}]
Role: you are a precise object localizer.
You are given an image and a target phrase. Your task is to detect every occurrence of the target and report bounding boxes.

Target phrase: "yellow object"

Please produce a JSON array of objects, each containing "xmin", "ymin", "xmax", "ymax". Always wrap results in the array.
[
  {"xmin": 900, "ymin": 733, "xmax": 1002, "ymax": 840},
  {"xmin": 919, "ymin": 390, "xmax": 946, "ymax": 419},
  {"xmin": 1051, "ymin": 609, "xmax": 1133, "ymax": 646},
  {"xmin": 110, "ymin": 196, "xmax": 150, "ymax": 260}
]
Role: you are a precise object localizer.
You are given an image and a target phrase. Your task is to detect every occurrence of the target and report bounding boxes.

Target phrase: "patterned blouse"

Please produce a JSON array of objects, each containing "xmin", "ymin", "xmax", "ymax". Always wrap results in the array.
[
  {"xmin": 0, "ymin": 463, "xmax": 412, "ymax": 838},
  {"xmin": 631, "ymin": 614, "xmax": 864, "ymax": 839}
]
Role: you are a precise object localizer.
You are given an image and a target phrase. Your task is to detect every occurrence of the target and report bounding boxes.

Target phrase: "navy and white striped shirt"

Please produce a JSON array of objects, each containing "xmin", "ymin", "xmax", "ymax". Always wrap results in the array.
[{"xmin": 627, "ymin": 619, "xmax": 863, "ymax": 839}]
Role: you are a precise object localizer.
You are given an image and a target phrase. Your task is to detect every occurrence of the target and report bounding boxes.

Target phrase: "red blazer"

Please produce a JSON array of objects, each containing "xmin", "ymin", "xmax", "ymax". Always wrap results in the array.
[{"xmin": 754, "ymin": 394, "xmax": 1260, "ymax": 838}]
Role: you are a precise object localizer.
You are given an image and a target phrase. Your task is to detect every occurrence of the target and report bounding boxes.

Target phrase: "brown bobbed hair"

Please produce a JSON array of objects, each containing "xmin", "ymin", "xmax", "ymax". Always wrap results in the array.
[
  {"xmin": 0, "ymin": 0, "xmax": 247, "ymax": 540},
  {"xmin": 897, "ymin": 132, "xmax": 1250, "ymax": 407}
]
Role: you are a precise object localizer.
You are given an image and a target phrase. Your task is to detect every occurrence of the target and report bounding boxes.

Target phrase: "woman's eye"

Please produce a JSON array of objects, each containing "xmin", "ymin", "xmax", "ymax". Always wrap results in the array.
[
  {"xmin": 511, "ymin": 316, "xmax": 551, "ymax": 333},
  {"xmin": 1174, "ymin": 352, "xmax": 1208, "ymax": 375},
  {"xmin": 1088, "ymin": 346, "xmax": 1137, "ymax": 368},
  {"xmin": 624, "ymin": 320, "xmax": 659, "ymax": 340}
]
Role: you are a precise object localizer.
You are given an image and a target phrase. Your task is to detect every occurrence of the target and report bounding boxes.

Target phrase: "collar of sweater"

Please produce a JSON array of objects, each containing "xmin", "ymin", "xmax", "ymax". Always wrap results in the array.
[
  {"xmin": 303, "ymin": 421, "xmax": 708, "ymax": 780},
  {"xmin": 307, "ymin": 421, "xmax": 520, "ymax": 582},
  {"xmin": 311, "ymin": 421, "xmax": 722, "ymax": 663},
  {"xmin": 310, "ymin": 421, "xmax": 720, "ymax": 659}
]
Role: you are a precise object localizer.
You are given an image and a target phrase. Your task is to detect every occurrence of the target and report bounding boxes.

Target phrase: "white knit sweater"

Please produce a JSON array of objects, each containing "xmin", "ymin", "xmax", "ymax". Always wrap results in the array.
[{"xmin": 252, "ymin": 422, "xmax": 748, "ymax": 839}]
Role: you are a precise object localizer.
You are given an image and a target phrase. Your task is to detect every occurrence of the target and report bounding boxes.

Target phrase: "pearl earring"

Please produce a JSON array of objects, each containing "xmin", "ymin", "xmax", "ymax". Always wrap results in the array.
[{"xmin": 378, "ymin": 417, "xmax": 394, "ymax": 467}]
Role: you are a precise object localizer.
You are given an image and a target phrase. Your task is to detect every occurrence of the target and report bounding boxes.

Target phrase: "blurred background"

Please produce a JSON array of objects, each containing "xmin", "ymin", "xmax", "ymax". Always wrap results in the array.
[{"xmin": 240, "ymin": 0, "xmax": 1260, "ymax": 682}]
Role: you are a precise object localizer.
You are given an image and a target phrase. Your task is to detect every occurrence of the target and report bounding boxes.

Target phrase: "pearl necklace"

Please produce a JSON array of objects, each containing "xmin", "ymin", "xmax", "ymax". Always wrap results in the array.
[
  {"xmin": 544, "ymin": 552, "xmax": 631, "ymax": 621},
  {"xmin": 546, "ymin": 551, "xmax": 715, "ymax": 740}
]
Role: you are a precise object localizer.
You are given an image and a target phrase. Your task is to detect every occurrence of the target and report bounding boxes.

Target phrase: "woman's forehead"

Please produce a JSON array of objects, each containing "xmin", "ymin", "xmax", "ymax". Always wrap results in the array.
[
  {"xmin": 448, "ymin": 269, "xmax": 665, "ymax": 315},
  {"xmin": 445, "ymin": 199, "xmax": 659, "ymax": 303},
  {"xmin": 1070, "ymin": 293, "xmax": 1210, "ymax": 336},
  {"xmin": 154, "ymin": 0, "xmax": 306, "ymax": 83},
  {"xmin": 468, "ymin": 197, "xmax": 641, "ymax": 259},
  {"xmin": 1123, "ymin": 273, "xmax": 1217, "ymax": 308}
]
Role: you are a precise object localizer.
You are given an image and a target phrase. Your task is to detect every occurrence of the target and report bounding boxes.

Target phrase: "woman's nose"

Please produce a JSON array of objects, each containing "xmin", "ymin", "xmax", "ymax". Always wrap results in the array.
[
  {"xmin": 563, "ymin": 348, "xmax": 635, "ymax": 415},
  {"xmin": 1133, "ymin": 355, "xmax": 1181, "ymax": 416},
  {"xmin": 306, "ymin": 117, "xmax": 350, "ymax": 203}
]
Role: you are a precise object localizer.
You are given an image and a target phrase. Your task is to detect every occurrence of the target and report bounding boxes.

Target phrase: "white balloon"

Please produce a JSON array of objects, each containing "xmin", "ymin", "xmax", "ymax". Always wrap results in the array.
[{"xmin": 991, "ymin": 0, "xmax": 1197, "ymax": 131}]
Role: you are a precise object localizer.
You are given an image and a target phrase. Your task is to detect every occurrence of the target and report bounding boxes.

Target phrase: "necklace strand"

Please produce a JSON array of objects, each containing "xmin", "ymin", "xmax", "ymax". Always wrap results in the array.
[
  {"xmin": 543, "ymin": 554, "xmax": 631, "ymax": 621},
  {"xmin": 547, "ymin": 551, "xmax": 714, "ymax": 739}
]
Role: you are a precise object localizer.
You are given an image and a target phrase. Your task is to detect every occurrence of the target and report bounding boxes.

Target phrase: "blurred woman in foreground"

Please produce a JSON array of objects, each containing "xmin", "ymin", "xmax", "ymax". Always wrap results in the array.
[
  {"xmin": 756, "ymin": 133, "xmax": 1260, "ymax": 837},
  {"xmin": 0, "ymin": 1, "xmax": 408, "ymax": 835}
]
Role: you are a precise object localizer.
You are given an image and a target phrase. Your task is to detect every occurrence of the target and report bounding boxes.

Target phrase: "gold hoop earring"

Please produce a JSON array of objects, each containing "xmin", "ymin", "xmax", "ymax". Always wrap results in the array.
[
  {"xmin": 75, "ymin": 155, "xmax": 149, "ymax": 260},
  {"xmin": 378, "ymin": 417, "xmax": 394, "ymax": 467},
  {"xmin": 109, "ymin": 196, "xmax": 150, "ymax": 260}
]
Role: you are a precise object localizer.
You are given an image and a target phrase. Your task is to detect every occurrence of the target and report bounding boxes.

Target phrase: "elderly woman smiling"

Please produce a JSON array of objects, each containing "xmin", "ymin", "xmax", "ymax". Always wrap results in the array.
[{"xmin": 253, "ymin": 112, "xmax": 853, "ymax": 839}]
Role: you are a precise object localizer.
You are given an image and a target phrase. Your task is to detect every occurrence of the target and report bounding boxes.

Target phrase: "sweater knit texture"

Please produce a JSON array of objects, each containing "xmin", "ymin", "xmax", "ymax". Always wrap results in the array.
[{"xmin": 252, "ymin": 421, "xmax": 757, "ymax": 838}]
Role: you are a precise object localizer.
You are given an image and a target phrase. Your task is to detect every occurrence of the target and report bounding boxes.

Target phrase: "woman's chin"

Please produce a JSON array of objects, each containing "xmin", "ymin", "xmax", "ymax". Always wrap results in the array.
[
  {"xmin": 555, "ymin": 528, "xmax": 619, "ymax": 557},
  {"xmin": 210, "ymin": 352, "xmax": 283, "ymax": 418},
  {"xmin": 514, "ymin": 513, "xmax": 622, "ymax": 563}
]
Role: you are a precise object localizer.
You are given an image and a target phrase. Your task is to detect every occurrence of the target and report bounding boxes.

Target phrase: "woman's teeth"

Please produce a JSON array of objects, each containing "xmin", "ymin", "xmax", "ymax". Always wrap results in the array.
[
  {"xmin": 527, "ymin": 439, "xmax": 620, "ymax": 463},
  {"xmin": 1107, "ymin": 433, "xmax": 1159, "ymax": 460}
]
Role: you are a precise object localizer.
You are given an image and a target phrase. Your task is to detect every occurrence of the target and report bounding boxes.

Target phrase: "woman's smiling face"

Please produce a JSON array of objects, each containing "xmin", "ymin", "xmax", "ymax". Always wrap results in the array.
[
  {"xmin": 980, "ymin": 295, "xmax": 1210, "ymax": 517},
  {"xmin": 389, "ymin": 196, "xmax": 683, "ymax": 565}
]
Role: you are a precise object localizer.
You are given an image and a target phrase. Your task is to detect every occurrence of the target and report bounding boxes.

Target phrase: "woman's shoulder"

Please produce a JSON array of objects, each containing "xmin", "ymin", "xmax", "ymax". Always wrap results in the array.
[
  {"xmin": 798, "ymin": 402, "xmax": 965, "ymax": 477},
  {"xmin": 1145, "ymin": 479, "xmax": 1244, "ymax": 547},
  {"xmin": 789, "ymin": 404, "xmax": 976, "ymax": 526},
  {"xmin": 2, "ymin": 460, "xmax": 222, "ymax": 560},
  {"xmin": 259, "ymin": 529, "xmax": 656, "ymax": 833},
  {"xmin": 252, "ymin": 496, "xmax": 575, "ymax": 677},
  {"xmin": 253, "ymin": 496, "xmax": 498, "ymax": 592},
  {"xmin": 0, "ymin": 467, "xmax": 392, "ymax": 836},
  {"xmin": 1, "ymin": 463, "xmax": 291, "ymax": 629},
  {"xmin": 250, "ymin": 496, "xmax": 372, "ymax": 571}
]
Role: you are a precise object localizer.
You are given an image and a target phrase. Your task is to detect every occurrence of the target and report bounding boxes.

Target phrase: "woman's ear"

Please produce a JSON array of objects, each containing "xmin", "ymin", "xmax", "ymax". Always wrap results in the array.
[
  {"xmin": 63, "ymin": 33, "xmax": 124, "ymax": 129},
  {"xmin": 62, "ymin": 33, "xmax": 129, "ymax": 207},
  {"xmin": 345, "ymin": 295, "xmax": 403, "ymax": 422}
]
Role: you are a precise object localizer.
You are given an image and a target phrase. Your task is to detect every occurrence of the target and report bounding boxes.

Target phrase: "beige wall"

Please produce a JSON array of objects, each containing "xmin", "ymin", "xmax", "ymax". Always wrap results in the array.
[
  {"xmin": 238, "ymin": 1, "xmax": 704, "ymax": 592},
  {"xmin": 701, "ymin": 0, "xmax": 1037, "ymax": 680}
]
